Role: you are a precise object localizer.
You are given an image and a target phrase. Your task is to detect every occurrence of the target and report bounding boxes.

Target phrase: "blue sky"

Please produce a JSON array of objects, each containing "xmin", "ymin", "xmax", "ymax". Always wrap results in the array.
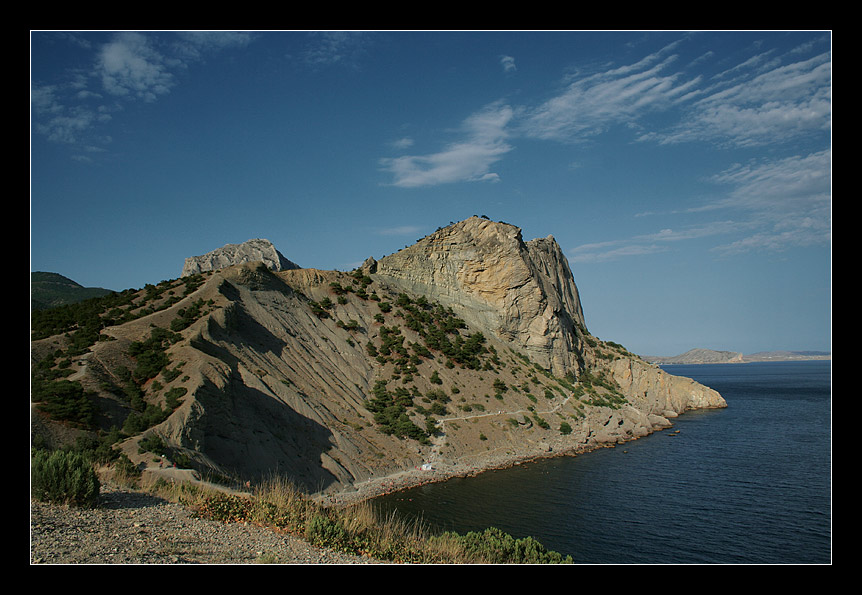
[{"xmin": 30, "ymin": 30, "xmax": 831, "ymax": 356}]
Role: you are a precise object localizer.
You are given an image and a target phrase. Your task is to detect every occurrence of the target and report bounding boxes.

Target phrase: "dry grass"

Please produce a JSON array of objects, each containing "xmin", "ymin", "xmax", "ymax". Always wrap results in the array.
[{"xmin": 133, "ymin": 472, "xmax": 569, "ymax": 563}]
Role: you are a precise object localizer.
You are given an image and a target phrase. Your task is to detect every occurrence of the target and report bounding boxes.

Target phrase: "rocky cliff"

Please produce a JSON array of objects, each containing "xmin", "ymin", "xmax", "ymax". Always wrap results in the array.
[
  {"xmin": 375, "ymin": 218, "xmax": 586, "ymax": 377},
  {"xmin": 181, "ymin": 238, "xmax": 300, "ymax": 277},
  {"xmin": 33, "ymin": 217, "xmax": 726, "ymax": 499}
]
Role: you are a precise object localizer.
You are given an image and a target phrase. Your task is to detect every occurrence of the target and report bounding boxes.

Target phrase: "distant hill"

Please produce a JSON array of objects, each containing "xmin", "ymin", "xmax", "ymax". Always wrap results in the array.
[
  {"xmin": 643, "ymin": 348, "xmax": 831, "ymax": 364},
  {"xmin": 31, "ymin": 272, "xmax": 114, "ymax": 310},
  {"xmin": 741, "ymin": 350, "xmax": 831, "ymax": 362}
]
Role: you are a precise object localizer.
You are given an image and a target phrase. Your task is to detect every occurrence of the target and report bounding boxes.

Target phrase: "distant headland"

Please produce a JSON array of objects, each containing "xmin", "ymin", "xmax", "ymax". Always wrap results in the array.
[{"xmin": 642, "ymin": 348, "xmax": 831, "ymax": 365}]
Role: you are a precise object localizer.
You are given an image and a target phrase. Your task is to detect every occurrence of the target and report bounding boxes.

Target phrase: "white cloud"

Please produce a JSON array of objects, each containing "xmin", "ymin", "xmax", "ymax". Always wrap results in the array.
[
  {"xmin": 520, "ymin": 43, "xmax": 697, "ymax": 142},
  {"xmin": 97, "ymin": 32, "xmax": 175, "ymax": 101},
  {"xmin": 643, "ymin": 50, "xmax": 831, "ymax": 147},
  {"xmin": 706, "ymin": 150, "xmax": 832, "ymax": 254},
  {"xmin": 390, "ymin": 137, "xmax": 414, "ymax": 150},
  {"xmin": 380, "ymin": 102, "xmax": 515, "ymax": 188},
  {"xmin": 33, "ymin": 31, "xmax": 255, "ymax": 151},
  {"xmin": 514, "ymin": 37, "xmax": 830, "ymax": 151},
  {"xmin": 500, "ymin": 55, "xmax": 516, "ymax": 73}
]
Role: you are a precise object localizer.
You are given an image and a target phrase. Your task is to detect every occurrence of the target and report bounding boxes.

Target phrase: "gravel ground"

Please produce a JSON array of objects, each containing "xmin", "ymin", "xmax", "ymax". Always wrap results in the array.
[{"xmin": 30, "ymin": 485, "xmax": 383, "ymax": 565}]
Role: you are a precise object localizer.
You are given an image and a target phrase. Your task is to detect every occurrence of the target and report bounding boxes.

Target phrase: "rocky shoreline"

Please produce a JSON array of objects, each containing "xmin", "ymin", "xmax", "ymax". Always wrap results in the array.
[
  {"xmin": 30, "ymin": 417, "xmax": 687, "ymax": 565},
  {"xmin": 316, "ymin": 437, "xmax": 615, "ymax": 508}
]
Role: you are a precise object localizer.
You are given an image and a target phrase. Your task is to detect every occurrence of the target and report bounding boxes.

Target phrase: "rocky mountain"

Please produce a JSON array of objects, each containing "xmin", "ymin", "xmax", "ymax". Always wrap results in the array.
[
  {"xmin": 375, "ymin": 219, "xmax": 585, "ymax": 377},
  {"xmin": 181, "ymin": 238, "xmax": 300, "ymax": 277},
  {"xmin": 31, "ymin": 217, "xmax": 726, "ymax": 498}
]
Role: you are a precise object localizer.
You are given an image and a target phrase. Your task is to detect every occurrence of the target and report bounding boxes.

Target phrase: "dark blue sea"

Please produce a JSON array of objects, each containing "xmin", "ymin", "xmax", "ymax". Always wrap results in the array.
[{"xmin": 373, "ymin": 361, "xmax": 832, "ymax": 564}]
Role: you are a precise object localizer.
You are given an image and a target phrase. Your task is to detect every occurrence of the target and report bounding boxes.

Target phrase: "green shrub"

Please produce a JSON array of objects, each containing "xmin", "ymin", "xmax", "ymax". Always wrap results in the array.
[
  {"xmin": 434, "ymin": 527, "xmax": 572, "ymax": 564},
  {"xmin": 138, "ymin": 433, "xmax": 167, "ymax": 455},
  {"xmin": 306, "ymin": 513, "xmax": 350, "ymax": 549},
  {"xmin": 31, "ymin": 449, "xmax": 100, "ymax": 508}
]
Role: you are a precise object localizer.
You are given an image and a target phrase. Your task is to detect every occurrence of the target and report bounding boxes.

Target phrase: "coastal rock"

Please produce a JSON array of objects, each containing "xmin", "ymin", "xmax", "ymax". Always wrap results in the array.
[
  {"xmin": 181, "ymin": 238, "xmax": 300, "ymax": 277},
  {"xmin": 376, "ymin": 217, "xmax": 585, "ymax": 376},
  {"xmin": 607, "ymin": 356, "xmax": 726, "ymax": 416}
]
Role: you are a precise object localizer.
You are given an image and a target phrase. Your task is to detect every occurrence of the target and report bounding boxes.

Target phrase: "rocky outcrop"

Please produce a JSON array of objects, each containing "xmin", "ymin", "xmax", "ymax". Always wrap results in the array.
[
  {"xmin": 608, "ymin": 357, "xmax": 726, "ymax": 417},
  {"xmin": 181, "ymin": 239, "xmax": 300, "ymax": 277},
  {"xmin": 376, "ymin": 217, "xmax": 586, "ymax": 376}
]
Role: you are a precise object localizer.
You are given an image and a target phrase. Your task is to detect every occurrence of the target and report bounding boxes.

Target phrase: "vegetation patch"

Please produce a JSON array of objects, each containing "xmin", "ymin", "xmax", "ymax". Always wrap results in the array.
[
  {"xmin": 151, "ymin": 477, "xmax": 572, "ymax": 564},
  {"xmin": 31, "ymin": 449, "xmax": 101, "ymax": 508}
]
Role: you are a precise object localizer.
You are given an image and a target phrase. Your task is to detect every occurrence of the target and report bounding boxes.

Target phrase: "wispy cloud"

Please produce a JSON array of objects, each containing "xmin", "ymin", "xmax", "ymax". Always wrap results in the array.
[
  {"xmin": 569, "ymin": 221, "xmax": 743, "ymax": 263},
  {"xmin": 706, "ymin": 149, "xmax": 832, "ymax": 254},
  {"xmin": 379, "ymin": 101, "xmax": 515, "ymax": 188},
  {"xmin": 31, "ymin": 83, "xmax": 106, "ymax": 145},
  {"xmin": 381, "ymin": 34, "xmax": 830, "ymax": 189},
  {"xmin": 569, "ymin": 149, "xmax": 831, "ymax": 263},
  {"xmin": 500, "ymin": 55, "xmax": 516, "ymax": 73},
  {"xmin": 519, "ymin": 43, "xmax": 699, "ymax": 142},
  {"xmin": 301, "ymin": 31, "xmax": 368, "ymax": 68},
  {"xmin": 645, "ymin": 50, "xmax": 832, "ymax": 148},
  {"xmin": 32, "ymin": 31, "xmax": 253, "ymax": 151},
  {"xmin": 377, "ymin": 225, "xmax": 424, "ymax": 236},
  {"xmin": 96, "ymin": 32, "xmax": 175, "ymax": 101},
  {"xmin": 390, "ymin": 137, "xmax": 414, "ymax": 150},
  {"xmin": 379, "ymin": 33, "xmax": 830, "ymax": 262}
]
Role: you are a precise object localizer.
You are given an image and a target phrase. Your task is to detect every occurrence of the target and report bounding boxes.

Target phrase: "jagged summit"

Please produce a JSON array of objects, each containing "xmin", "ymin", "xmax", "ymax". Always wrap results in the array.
[
  {"xmin": 377, "ymin": 216, "xmax": 586, "ymax": 376},
  {"xmin": 181, "ymin": 238, "xmax": 300, "ymax": 277}
]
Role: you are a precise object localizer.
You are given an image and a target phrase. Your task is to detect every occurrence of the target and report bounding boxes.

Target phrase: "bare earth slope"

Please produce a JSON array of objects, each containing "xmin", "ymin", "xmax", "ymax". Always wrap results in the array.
[{"xmin": 33, "ymin": 217, "xmax": 726, "ymax": 501}]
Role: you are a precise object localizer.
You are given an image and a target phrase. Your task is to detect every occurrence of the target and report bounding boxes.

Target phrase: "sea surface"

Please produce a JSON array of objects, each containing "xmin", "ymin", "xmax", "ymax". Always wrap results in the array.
[{"xmin": 372, "ymin": 361, "xmax": 832, "ymax": 564}]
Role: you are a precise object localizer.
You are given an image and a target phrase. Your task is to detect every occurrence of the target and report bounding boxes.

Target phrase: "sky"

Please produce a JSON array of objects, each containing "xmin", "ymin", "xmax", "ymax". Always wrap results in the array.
[{"xmin": 30, "ymin": 30, "xmax": 831, "ymax": 357}]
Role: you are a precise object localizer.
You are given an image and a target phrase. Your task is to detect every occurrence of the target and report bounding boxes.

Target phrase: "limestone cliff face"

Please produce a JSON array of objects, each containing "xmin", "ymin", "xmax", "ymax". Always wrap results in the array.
[
  {"xmin": 376, "ymin": 217, "xmax": 586, "ymax": 376},
  {"xmin": 181, "ymin": 238, "xmax": 300, "ymax": 277},
  {"xmin": 608, "ymin": 356, "xmax": 726, "ymax": 418}
]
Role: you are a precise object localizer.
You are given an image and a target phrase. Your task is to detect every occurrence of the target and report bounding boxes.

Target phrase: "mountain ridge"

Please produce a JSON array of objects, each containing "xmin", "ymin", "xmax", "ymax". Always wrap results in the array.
[{"xmin": 31, "ymin": 217, "xmax": 727, "ymax": 500}]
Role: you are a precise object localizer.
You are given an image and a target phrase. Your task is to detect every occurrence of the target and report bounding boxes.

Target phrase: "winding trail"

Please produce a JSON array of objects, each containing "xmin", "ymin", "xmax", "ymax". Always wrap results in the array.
[{"xmin": 427, "ymin": 394, "xmax": 574, "ymax": 465}]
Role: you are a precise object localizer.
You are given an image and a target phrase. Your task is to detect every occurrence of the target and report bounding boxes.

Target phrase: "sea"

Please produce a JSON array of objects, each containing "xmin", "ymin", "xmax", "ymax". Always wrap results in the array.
[{"xmin": 372, "ymin": 360, "xmax": 832, "ymax": 564}]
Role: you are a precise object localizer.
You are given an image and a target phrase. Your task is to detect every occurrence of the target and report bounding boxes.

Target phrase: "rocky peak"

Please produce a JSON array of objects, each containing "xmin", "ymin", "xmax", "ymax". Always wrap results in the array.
[
  {"xmin": 181, "ymin": 238, "xmax": 300, "ymax": 277},
  {"xmin": 376, "ymin": 216, "xmax": 586, "ymax": 375}
]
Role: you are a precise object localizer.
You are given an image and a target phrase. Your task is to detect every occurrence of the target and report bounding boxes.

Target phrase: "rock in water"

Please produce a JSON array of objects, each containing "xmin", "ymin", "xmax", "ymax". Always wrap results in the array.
[{"xmin": 181, "ymin": 239, "xmax": 300, "ymax": 277}]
